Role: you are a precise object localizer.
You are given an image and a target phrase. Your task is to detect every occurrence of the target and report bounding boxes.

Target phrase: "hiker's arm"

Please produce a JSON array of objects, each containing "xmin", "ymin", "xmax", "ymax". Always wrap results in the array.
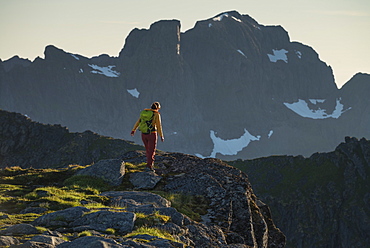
[
  {"xmin": 131, "ymin": 118, "xmax": 140, "ymax": 136},
  {"xmin": 155, "ymin": 113, "xmax": 164, "ymax": 141}
]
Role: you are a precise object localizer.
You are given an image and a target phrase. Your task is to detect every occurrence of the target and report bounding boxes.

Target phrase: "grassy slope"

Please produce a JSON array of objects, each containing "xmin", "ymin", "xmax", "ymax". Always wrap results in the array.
[{"xmin": 0, "ymin": 162, "xmax": 209, "ymax": 243}]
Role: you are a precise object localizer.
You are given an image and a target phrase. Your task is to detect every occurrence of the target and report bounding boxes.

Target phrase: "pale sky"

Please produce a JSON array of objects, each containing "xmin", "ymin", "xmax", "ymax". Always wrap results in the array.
[{"xmin": 0, "ymin": 0, "xmax": 369, "ymax": 88}]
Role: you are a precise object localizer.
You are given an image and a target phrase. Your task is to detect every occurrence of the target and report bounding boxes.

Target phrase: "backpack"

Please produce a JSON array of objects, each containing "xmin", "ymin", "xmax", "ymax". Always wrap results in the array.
[{"xmin": 138, "ymin": 110, "xmax": 155, "ymax": 134}]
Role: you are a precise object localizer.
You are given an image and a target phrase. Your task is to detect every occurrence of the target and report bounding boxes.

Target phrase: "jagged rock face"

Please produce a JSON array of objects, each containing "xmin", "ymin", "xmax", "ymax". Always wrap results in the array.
[
  {"xmin": 108, "ymin": 151, "xmax": 285, "ymax": 247},
  {"xmin": 232, "ymin": 136, "xmax": 370, "ymax": 248},
  {"xmin": 0, "ymin": 11, "xmax": 369, "ymax": 159}
]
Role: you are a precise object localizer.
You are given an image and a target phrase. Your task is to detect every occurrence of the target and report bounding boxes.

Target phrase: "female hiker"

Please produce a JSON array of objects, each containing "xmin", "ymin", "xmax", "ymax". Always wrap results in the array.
[{"xmin": 131, "ymin": 102, "xmax": 164, "ymax": 172}]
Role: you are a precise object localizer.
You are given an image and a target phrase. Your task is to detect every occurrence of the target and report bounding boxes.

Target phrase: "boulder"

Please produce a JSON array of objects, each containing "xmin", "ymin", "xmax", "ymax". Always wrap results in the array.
[
  {"xmin": 0, "ymin": 223, "xmax": 39, "ymax": 235},
  {"xmin": 9, "ymin": 241, "xmax": 55, "ymax": 248},
  {"xmin": 126, "ymin": 206, "xmax": 191, "ymax": 227},
  {"xmin": 56, "ymin": 236, "xmax": 124, "ymax": 248},
  {"xmin": 101, "ymin": 191, "xmax": 171, "ymax": 208},
  {"xmin": 129, "ymin": 171, "xmax": 162, "ymax": 189},
  {"xmin": 0, "ymin": 236, "xmax": 20, "ymax": 246},
  {"xmin": 20, "ymin": 207, "xmax": 48, "ymax": 214},
  {"xmin": 30, "ymin": 235, "xmax": 66, "ymax": 246},
  {"xmin": 76, "ymin": 159, "xmax": 125, "ymax": 186},
  {"xmin": 32, "ymin": 206, "xmax": 90, "ymax": 227},
  {"xmin": 69, "ymin": 210, "xmax": 136, "ymax": 234}
]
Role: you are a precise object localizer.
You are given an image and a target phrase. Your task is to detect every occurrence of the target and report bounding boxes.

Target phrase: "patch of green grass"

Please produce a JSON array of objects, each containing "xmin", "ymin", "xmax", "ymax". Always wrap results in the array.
[
  {"xmin": 0, "ymin": 167, "xmax": 75, "ymax": 186},
  {"xmin": 78, "ymin": 230, "xmax": 93, "ymax": 237},
  {"xmin": 0, "ymin": 184, "xmax": 29, "ymax": 213},
  {"xmin": 125, "ymin": 162, "xmax": 147, "ymax": 174},
  {"xmin": 0, "ymin": 213, "xmax": 42, "ymax": 226},
  {"xmin": 35, "ymin": 226, "xmax": 48, "ymax": 233},
  {"xmin": 135, "ymin": 211, "xmax": 171, "ymax": 227},
  {"xmin": 125, "ymin": 226, "xmax": 176, "ymax": 242},
  {"xmin": 152, "ymin": 191, "xmax": 209, "ymax": 222},
  {"xmin": 63, "ymin": 175, "xmax": 110, "ymax": 192},
  {"xmin": 23, "ymin": 186, "xmax": 109, "ymax": 211},
  {"xmin": 105, "ymin": 228, "xmax": 116, "ymax": 235}
]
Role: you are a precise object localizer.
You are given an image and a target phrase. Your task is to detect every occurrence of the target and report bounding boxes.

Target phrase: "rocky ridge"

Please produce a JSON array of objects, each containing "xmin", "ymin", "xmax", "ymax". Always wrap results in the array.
[
  {"xmin": 0, "ymin": 154, "xmax": 286, "ymax": 248},
  {"xmin": 0, "ymin": 109, "xmax": 285, "ymax": 247},
  {"xmin": 0, "ymin": 109, "xmax": 141, "ymax": 169}
]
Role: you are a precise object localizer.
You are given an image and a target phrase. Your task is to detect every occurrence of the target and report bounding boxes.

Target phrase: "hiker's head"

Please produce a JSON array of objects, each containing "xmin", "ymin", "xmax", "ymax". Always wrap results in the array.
[{"xmin": 151, "ymin": 102, "xmax": 161, "ymax": 110}]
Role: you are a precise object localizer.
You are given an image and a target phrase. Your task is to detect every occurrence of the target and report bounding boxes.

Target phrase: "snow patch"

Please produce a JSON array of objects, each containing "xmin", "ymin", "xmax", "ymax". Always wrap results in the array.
[
  {"xmin": 71, "ymin": 54, "xmax": 80, "ymax": 60},
  {"xmin": 88, "ymin": 64, "xmax": 120, "ymax": 78},
  {"xmin": 231, "ymin": 16, "xmax": 242, "ymax": 22},
  {"xmin": 268, "ymin": 130, "xmax": 273, "ymax": 138},
  {"xmin": 237, "ymin": 50, "xmax": 247, "ymax": 58},
  {"xmin": 295, "ymin": 50, "xmax": 302, "ymax": 59},
  {"xmin": 213, "ymin": 13, "xmax": 229, "ymax": 21},
  {"xmin": 195, "ymin": 153, "xmax": 206, "ymax": 159},
  {"xmin": 209, "ymin": 129, "xmax": 260, "ymax": 158},
  {"xmin": 268, "ymin": 49, "xmax": 288, "ymax": 63},
  {"xmin": 284, "ymin": 98, "xmax": 351, "ymax": 119},
  {"xmin": 309, "ymin": 99, "xmax": 325, "ymax": 104},
  {"xmin": 127, "ymin": 88, "xmax": 140, "ymax": 98},
  {"xmin": 212, "ymin": 13, "xmax": 241, "ymax": 23},
  {"xmin": 253, "ymin": 24, "xmax": 261, "ymax": 30}
]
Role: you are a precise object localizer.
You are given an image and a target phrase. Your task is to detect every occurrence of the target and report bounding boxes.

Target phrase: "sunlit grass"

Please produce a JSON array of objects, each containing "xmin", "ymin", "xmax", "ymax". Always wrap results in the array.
[
  {"xmin": 64, "ymin": 175, "xmax": 110, "ymax": 192},
  {"xmin": 135, "ymin": 211, "xmax": 171, "ymax": 227},
  {"xmin": 23, "ymin": 186, "xmax": 109, "ymax": 211},
  {"xmin": 0, "ymin": 213, "xmax": 42, "ymax": 226},
  {"xmin": 151, "ymin": 191, "xmax": 209, "ymax": 221},
  {"xmin": 78, "ymin": 230, "xmax": 93, "ymax": 237},
  {"xmin": 125, "ymin": 226, "xmax": 176, "ymax": 242}
]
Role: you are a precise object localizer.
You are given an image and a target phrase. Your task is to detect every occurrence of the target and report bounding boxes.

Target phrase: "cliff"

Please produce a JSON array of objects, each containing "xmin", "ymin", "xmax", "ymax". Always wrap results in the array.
[{"xmin": 230, "ymin": 136, "xmax": 370, "ymax": 247}]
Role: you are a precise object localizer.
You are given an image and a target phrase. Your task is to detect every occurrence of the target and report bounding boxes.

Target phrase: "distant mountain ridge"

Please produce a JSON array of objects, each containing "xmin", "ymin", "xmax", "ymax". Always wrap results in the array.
[
  {"xmin": 230, "ymin": 136, "xmax": 370, "ymax": 247},
  {"xmin": 1, "ymin": 11, "xmax": 369, "ymax": 159}
]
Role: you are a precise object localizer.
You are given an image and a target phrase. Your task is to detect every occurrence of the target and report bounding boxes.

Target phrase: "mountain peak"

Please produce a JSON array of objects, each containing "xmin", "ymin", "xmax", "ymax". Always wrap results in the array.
[
  {"xmin": 2, "ymin": 55, "xmax": 31, "ymax": 72},
  {"xmin": 44, "ymin": 45, "xmax": 68, "ymax": 60}
]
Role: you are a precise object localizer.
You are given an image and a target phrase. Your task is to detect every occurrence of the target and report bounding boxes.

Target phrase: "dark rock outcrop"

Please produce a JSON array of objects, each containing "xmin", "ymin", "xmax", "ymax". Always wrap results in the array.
[
  {"xmin": 231, "ymin": 136, "xmax": 370, "ymax": 248},
  {"xmin": 76, "ymin": 159, "xmax": 125, "ymax": 186},
  {"xmin": 27, "ymin": 185, "xmax": 284, "ymax": 247},
  {"xmin": 129, "ymin": 171, "xmax": 162, "ymax": 189},
  {"xmin": 0, "ymin": 223, "xmax": 39, "ymax": 235},
  {"xmin": 1, "ymin": 11, "xmax": 368, "ymax": 160},
  {"xmin": 0, "ymin": 236, "xmax": 20, "ymax": 246},
  {"xmin": 57, "ymin": 236, "xmax": 121, "ymax": 248},
  {"xmin": 0, "ymin": 110, "xmax": 141, "ymax": 169}
]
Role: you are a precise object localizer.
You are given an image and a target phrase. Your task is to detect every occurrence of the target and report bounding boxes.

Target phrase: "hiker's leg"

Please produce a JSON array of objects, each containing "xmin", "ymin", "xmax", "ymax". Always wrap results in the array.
[
  {"xmin": 146, "ymin": 132, "xmax": 158, "ymax": 169},
  {"xmin": 141, "ymin": 133, "xmax": 151, "ymax": 166}
]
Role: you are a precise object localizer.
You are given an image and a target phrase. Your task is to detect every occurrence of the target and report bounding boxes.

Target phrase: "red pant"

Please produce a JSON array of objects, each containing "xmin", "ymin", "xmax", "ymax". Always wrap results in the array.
[{"xmin": 141, "ymin": 132, "xmax": 158, "ymax": 168}]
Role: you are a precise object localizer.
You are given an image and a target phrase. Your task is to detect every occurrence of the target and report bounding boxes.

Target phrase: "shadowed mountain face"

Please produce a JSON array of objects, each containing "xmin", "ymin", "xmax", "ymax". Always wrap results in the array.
[
  {"xmin": 230, "ymin": 136, "xmax": 370, "ymax": 248},
  {"xmin": 1, "ymin": 11, "xmax": 369, "ymax": 159}
]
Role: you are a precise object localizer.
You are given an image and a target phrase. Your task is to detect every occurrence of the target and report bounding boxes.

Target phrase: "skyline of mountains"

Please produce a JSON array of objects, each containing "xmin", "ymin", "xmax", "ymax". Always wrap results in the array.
[{"xmin": 1, "ymin": 11, "xmax": 369, "ymax": 159}]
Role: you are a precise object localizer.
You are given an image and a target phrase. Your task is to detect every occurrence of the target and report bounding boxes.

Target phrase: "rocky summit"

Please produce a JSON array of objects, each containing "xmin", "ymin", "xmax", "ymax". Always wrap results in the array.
[
  {"xmin": 0, "ymin": 109, "xmax": 285, "ymax": 247},
  {"xmin": 1, "ymin": 108, "xmax": 369, "ymax": 247},
  {"xmin": 1, "ymin": 11, "xmax": 369, "ymax": 160}
]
